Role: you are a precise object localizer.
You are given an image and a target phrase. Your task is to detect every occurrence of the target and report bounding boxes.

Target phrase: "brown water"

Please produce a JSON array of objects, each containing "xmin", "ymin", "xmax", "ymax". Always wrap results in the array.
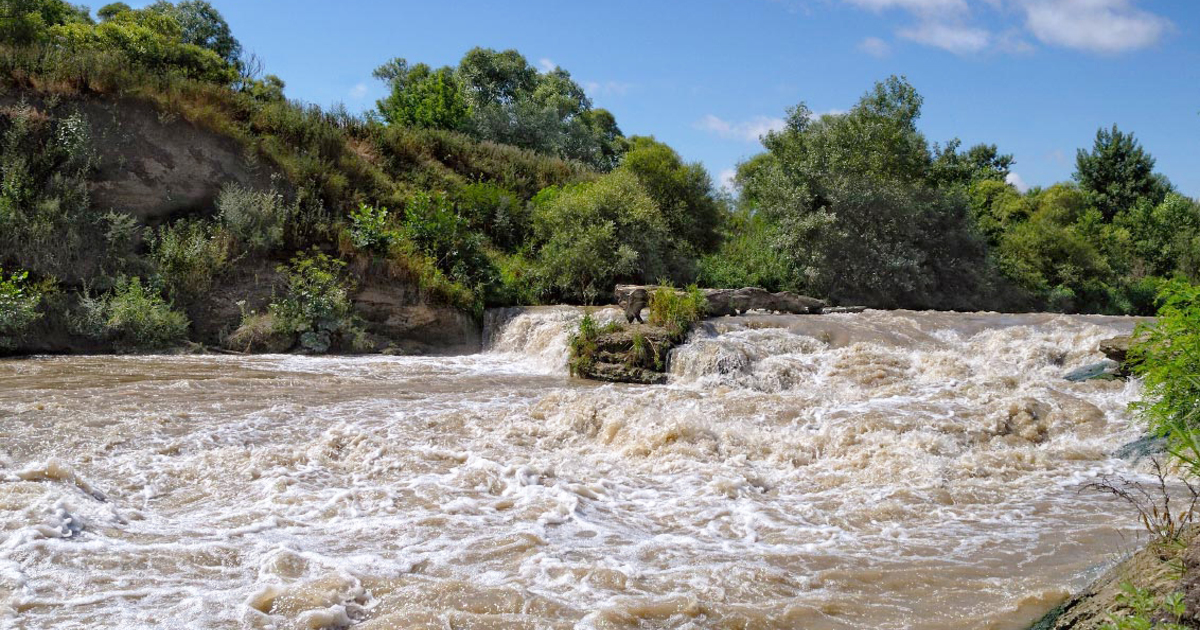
[{"xmin": 0, "ymin": 308, "xmax": 1156, "ymax": 629}]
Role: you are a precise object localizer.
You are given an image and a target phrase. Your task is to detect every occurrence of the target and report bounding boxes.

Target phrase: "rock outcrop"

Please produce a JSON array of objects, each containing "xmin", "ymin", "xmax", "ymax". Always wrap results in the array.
[{"xmin": 614, "ymin": 284, "xmax": 838, "ymax": 316}]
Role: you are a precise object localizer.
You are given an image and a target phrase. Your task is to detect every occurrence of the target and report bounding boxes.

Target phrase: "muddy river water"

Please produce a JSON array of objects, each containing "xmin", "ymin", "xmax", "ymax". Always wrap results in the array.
[{"xmin": 0, "ymin": 308, "xmax": 1155, "ymax": 629}]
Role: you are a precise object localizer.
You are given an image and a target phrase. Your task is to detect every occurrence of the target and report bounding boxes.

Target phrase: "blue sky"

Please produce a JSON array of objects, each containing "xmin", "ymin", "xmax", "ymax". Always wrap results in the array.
[{"xmin": 86, "ymin": 1, "xmax": 1200, "ymax": 196}]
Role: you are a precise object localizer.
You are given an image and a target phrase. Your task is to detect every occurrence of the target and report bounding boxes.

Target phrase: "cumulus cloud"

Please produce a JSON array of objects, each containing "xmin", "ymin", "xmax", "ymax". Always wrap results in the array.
[
  {"xmin": 1006, "ymin": 171, "xmax": 1030, "ymax": 192},
  {"xmin": 834, "ymin": 0, "xmax": 1170, "ymax": 55},
  {"xmin": 1020, "ymin": 0, "xmax": 1171, "ymax": 53},
  {"xmin": 898, "ymin": 21, "xmax": 991, "ymax": 53},
  {"xmin": 348, "ymin": 83, "xmax": 368, "ymax": 100},
  {"xmin": 858, "ymin": 36, "xmax": 892, "ymax": 57},
  {"xmin": 696, "ymin": 115, "xmax": 787, "ymax": 143}
]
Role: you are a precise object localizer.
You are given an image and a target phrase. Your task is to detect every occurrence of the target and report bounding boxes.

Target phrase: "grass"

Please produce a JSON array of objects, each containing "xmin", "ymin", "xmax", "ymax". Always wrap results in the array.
[{"xmin": 648, "ymin": 283, "xmax": 708, "ymax": 341}]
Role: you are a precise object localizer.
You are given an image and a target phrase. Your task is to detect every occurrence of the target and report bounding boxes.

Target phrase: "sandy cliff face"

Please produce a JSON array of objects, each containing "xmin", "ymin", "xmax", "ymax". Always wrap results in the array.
[{"xmin": 1, "ymin": 93, "xmax": 480, "ymax": 355}]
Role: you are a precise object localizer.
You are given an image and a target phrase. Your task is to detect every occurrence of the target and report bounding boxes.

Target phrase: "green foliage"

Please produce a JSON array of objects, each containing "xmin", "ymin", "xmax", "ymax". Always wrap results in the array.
[
  {"xmin": 0, "ymin": 266, "xmax": 46, "ymax": 347},
  {"xmin": 149, "ymin": 219, "xmax": 233, "ymax": 298},
  {"xmin": 347, "ymin": 203, "xmax": 398, "ymax": 254},
  {"xmin": 1131, "ymin": 281, "xmax": 1200, "ymax": 469},
  {"xmin": 452, "ymin": 182, "xmax": 527, "ymax": 251},
  {"xmin": 736, "ymin": 76, "xmax": 998, "ymax": 309},
  {"xmin": 530, "ymin": 170, "xmax": 675, "ymax": 303},
  {"xmin": 1076, "ymin": 124, "xmax": 1171, "ymax": 221},
  {"xmin": 216, "ymin": 184, "xmax": 290, "ymax": 253},
  {"xmin": 73, "ymin": 276, "xmax": 189, "ymax": 352},
  {"xmin": 374, "ymin": 59, "xmax": 469, "ymax": 131},
  {"xmin": 567, "ymin": 311, "xmax": 603, "ymax": 376},
  {"xmin": 50, "ymin": 3, "xmax": 238, "ymax": 83},
  {"xmin": 269, "ymin": 252, "xmax": 362, "ymax": 353},
  {"xmin": 618, "ymin": 135, "xmax": 722, "ymax": 255},
  {"xmin": 698, "ymin": 207, "xmax": 795, "ymax": 292},
  {"xmin": 0, "ymin": 0, "xmax": 93, "ymax": 46},
  {"xmin": 401, "ymin": 192, "xmax": 497, "ymax": 297},
  {"xmin": 1100, "ymin": 581, "xmax": 1188, "ymax": 630},
  {"xmin": 0, "ymin": 104, "xmax": 106, "ymax": 283},
  {"xmin": 647, "ymin": 284, "xmax": 707, "ymax": 341},
  {"xmin": 374, "ymin": 47, "xmax": 628, "ymax": 171}
]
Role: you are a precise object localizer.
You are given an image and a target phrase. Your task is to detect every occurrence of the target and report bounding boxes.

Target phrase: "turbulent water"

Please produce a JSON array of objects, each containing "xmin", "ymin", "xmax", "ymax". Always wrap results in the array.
[{"xmin": 0, "ymin": 308, "xmax": 1157, "ymax": 629}]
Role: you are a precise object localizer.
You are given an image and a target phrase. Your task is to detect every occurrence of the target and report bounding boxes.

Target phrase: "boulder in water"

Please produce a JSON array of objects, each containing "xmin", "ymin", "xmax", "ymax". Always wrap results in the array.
[{"xmin": 1063, "ymin": 361, "xmax": 1120, "ymax": 382}]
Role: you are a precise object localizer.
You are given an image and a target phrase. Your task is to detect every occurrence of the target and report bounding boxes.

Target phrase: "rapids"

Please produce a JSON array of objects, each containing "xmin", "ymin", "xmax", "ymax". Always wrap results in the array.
[{"xmin": 0, "ymin": 308, "xmax": 1155, "ymax": 629}]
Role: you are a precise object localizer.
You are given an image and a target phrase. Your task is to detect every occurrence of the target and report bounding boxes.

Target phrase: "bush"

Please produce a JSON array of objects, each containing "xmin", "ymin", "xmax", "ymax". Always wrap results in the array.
[
  {"xmin": 530, "ymin": 170, "xmax": 678, "ymax": 303},
  {"xmin": 73, "ymin": 276, "xmax": 190, "ymax": 352},
  {"xmin": 401, "ymin": 192, "xmax": 497, "ymax": 298},
  {"xmin": 347, "ymin": 202, "xmax": 398, "ymax": 254},
  {"xmin": 1131, "ymin": 280, "xmax": 1200, "ymax": 472},
  {"xmin": 647, "ymin": 283, "xmax": 707, "ymax": 341},
  {"xmin": 268, "ymin": 252, "xmax": 363, "ymax": 353},
  {"xmin": 0, "ymin": 267, "xmax": 47, "ymax": 347},
  {"xmin": 149, "ymin": 218, "xmax": 234, "ymax": 298},
  {"xmin": 217, "ymin": 183, "xmax": 290, "ymax": 252}
]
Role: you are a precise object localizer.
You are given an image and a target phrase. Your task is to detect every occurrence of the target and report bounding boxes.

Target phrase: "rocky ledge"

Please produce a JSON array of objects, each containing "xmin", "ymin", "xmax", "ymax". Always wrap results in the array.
[
  {"xmin": 614, "ymin": 284, "xmax": 864, "ymax": 316},
  {"xmin": 573, "ymin": 286, "xmax": 863, "ymax": 385}
]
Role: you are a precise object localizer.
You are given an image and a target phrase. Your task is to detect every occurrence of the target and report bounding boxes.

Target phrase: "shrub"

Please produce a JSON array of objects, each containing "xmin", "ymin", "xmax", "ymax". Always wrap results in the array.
[
  {"xmin": 217, "ymin": 183, "xmax": 290, "ymax": 252},
  {"xmin": 401, "ymin": 192, "xmax": 497, "ymax": 296},
  {"xmin": 150, "ymin": 218, "xmax": 234, "ymax": 298},
  {"xmin": 0, "ymin": 267, "xmax": 46, "ymax": 347},
  {"xmin": 269, "ymin": 252, "xmax": 363, "ymax": 353},
  {"xmin": 567, "ymin": 312, "xmax": 603, "ymax": 376},
  {"xmin": 648, "ymin": 283, "xmax": 707, "ymax": 340},
  {"xmin": 73, "ymin": 276, "xmax": 190, "ymax": 352},
  {"xmin": 529, "ymin": 171, "xmax": 677, "ymax": 302},
  {"xmin": 1130, "ymin": 280, "xmax": 1200, "ymax": 472},
  {"xmin": 347, "ymin": 202, "xmax": 398, "ymax": 253}
]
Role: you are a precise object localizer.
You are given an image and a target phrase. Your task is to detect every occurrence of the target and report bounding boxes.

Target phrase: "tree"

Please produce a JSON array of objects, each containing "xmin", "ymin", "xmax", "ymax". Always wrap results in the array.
[
  {"xmin": 1075, "ymin": 124, "xmax": 1171, "ymax": 221},
  {"xmin": 97, "ymin": 2, "xmax": 131, "ymax": 21},
  {"xmin": 373, "ymin": 59, "xmax": 469, "ymax": 131},
  {"xmin": 736, "ymin": 76, "xmax": 995, "ymax": 308},
  {"xmin": 146, "ymin": 0, "xmax": 241, "ymax": 64},
  {"xmin": 618, "ymin": 136, "xmax": 722, "ymax": 254},
  {"xmin": 0, "ymin": 0, "xmax": 92, "ymax": 45},
  {"xmin": 530, "ymin": 171, "xmax": 675, "ymax": 301},
  {"xmin": 931, "ymin": 140, "xmax": 1013, "ymax": 188}
]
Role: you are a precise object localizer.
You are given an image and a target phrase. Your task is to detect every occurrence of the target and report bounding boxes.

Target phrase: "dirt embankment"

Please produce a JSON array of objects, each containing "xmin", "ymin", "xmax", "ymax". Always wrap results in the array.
[{"xmin": 3, "ymin": 93, "xmax": 479, "ymax": 355}]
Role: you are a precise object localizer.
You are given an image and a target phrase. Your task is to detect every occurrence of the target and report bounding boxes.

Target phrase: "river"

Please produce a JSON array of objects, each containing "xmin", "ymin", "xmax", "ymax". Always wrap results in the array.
[{"xmin": 0, "ymin": 308, "xmax": 1153, "ymax": 629}]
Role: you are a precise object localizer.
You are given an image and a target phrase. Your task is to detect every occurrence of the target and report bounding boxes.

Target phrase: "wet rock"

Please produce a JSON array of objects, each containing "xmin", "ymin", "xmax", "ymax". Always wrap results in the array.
[
  {"xmin": 571, "ymin": 324, "xmax": 674, "ymax": 385},
  {"xmin": 1112, "ymin": 434, "xmax": 1168, "ymax": 463},
  {"xmin": 1063, "ymin": 361, "xmax": 1120, "ymax": 382}
]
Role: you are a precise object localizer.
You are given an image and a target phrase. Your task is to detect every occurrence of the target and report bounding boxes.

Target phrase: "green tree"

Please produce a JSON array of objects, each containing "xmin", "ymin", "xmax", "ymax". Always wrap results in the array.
[
  {"xmin": 530, "ymin": 170, "xmax": 675, "ymax": 301},
  {"xmin": 1075, "ymin": 124, "xmax": 1171, "ymax": 221},
  {"xmin": 736, "ymin": 76, "xmax": 995, "ymax": 308},
  {"xmin": 146, "ymin": 0, "xmax": 241, "ymax": 64},
  {"xmin": 618, "ymin": 135, "xmax": 722, "ymax": 254},
  {"xmin": 373, "ymin": 59, "xmax": 469, "ymax": 131},
  {"xmin": 0, "ymin": 0, "xmax": 92, "ymax": 45}
]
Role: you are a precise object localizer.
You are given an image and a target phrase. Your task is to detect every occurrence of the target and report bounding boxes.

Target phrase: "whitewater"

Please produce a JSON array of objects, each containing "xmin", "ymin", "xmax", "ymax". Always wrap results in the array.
[{"xmin": 0, "ymin": 307, "xmax": 1154, "ymax": 629}]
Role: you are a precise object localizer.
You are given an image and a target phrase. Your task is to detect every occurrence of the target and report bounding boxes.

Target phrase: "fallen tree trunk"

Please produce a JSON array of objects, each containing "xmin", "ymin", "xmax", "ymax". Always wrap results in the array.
[{"xmin": 614, "ymin": 284, "xmax": 842, "ymax": 316}]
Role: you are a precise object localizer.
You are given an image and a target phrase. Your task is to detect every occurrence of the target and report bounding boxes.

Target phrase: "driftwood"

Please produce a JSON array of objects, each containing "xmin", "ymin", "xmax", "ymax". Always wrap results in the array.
[{"xmin": 614, "ymin": 285, "xmax": 855, "ymax": 316}]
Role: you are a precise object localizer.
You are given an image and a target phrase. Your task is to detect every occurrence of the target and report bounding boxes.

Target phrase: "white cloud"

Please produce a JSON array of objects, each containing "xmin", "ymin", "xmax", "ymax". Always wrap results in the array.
[
  {"xmin": 835, "ymin": 0, "xmax": 1170, "ymax": 55},
  {"xmin": 539, "ymin": 58, "xmax": 556, "ymax": 72},
  {"xmin": 583, "ymin": 80, "xmax": 632, "ymax": 97},
  {"xmin": 1006, "ymin": 171, "xmax": 1030, "ymax": 192},
  {"xmin": 898, "ymin": 21, "xmax": 991, "ymax": 53},
  {"xmin": 1020, "ymin": 0, "xmax": 1170, "ymax": 53},
  {"xmin": 348, "ymin": 83, "xmax": 368, "ymax": 100},
  {"xmin": 858, "ymin": 36, "xmax": 892, "ymax": 57},
  {"xmin": 696, "ymin": 114, "xmax": 787, "ymax": 143},
  {"xmin": 719, "ymin": 168, "xmax": 738, "ymax": 192}
]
